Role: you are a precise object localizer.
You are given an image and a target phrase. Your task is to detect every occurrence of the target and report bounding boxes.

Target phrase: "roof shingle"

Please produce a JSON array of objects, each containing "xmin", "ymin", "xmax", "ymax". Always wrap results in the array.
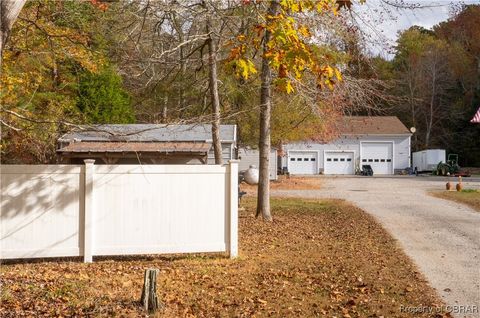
[
  {"xmin": 57, "ymin": 142, "xmax": 211, "ymax": 153},
  {"xmin": 338, "ymin": 116, "xmax": 410, "ymax": 135},
  {"xmin": 58, "ymin": 124, "xmax": 236, "ymax": 142}
]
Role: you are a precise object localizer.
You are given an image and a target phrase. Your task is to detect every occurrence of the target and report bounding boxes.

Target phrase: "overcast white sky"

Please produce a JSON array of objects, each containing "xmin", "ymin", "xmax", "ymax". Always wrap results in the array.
[{"xmin": 352, "ymin": 0, "xmax": 480, "ymax": 57}]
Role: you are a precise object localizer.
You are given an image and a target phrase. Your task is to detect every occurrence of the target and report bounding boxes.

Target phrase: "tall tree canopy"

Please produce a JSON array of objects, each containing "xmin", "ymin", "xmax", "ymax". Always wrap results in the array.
[
  {"xmin": 0, "ymin": 0, "xmax": 134, "ymax": 163},
  {"xmin": 0, "ymin": 1, "xmax": 134, "ymax": 163},
  {"xmin": 374, "ymin": 5, "xmax": 480, "ymax": 166}
]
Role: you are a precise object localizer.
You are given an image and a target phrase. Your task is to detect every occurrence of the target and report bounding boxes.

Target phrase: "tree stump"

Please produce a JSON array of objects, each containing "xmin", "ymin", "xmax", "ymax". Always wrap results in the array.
[{"xmin": 140, "ymin": 268, "xmax": 162, "ymax": 314}]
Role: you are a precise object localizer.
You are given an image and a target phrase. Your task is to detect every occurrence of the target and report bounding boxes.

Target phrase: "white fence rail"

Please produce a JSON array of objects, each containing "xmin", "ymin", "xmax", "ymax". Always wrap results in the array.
[{"xmin": 1, "ymin": 161, "xmax": 238, "ymax": 262}]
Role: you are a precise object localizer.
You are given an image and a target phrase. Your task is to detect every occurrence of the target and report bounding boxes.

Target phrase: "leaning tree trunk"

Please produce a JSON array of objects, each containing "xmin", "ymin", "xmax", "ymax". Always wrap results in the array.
[
  {"xmin": 206, "ymin": 16, "xmax": 223, "ymax": 164},
  {"xmin": 256, "ymin": 0, "xmax": 279, "ymax": 221},
  {"xmin": 1, "ymin": 0, "xmax": 26, "ymax": 141},
  {"xmin": 1, "ymin": 0, "xmax": 26, "ymax": 65}
]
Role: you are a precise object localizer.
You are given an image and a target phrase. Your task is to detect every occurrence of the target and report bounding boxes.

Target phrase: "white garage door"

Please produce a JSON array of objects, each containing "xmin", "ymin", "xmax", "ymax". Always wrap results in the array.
[
  {"xmin": 288, "ymin": 151, "xmax": 318, "ymax": 175},
  {"xmin": 361, "ymin": 142, "xmax": 393, "ymax": 175},
  {"xmin": 324, "ymin": 151, "xmax": 354, "ymax": 174}
]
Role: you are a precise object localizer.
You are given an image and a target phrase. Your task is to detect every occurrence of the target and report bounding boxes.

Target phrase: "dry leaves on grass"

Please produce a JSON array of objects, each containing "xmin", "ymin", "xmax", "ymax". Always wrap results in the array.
[
  {"xmin": 241, "ymin": 176, "xmax": 321, "ymax": 195},
  {"xmin": 1, "ymin": 198, "xmax": 448, "ymax": 317}
]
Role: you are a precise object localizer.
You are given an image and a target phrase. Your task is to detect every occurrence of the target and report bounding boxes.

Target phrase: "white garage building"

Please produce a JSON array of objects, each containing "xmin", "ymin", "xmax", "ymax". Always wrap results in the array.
[{"xmin": 280, "ymin": 116, "xmax": 411, "ymax": 175}]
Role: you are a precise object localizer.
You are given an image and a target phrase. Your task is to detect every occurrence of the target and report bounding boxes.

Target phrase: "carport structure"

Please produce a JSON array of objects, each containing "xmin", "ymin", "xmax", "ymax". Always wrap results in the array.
[
  {"xmin": 58, "ymin": 141, "xmax": 212, "ymax": 164},
  {"xmin": 57, "ymin": 124, "xmax": 237, "ymax": 165}
]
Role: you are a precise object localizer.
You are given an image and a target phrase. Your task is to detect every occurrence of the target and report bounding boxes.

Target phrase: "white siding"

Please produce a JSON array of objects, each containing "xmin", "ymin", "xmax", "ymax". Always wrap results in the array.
[
  {"xmin": 238, "ymin": 148, "xmax": 277, "ymax": 180},
  {"xmin": 281, "ymin": 135, "xmax": 411, "ymax": 174},
  {"xmin": 207, "ymin": 143, "xmax": 235, "ymax": 164}
]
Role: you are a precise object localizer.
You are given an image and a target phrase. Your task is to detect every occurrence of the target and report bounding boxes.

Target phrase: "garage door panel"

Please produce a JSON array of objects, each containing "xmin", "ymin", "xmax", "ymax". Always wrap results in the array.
[
  {"xmin": 361, "ymin": 142, "xmax": 393, "ymax": 175},
  {"xmin": 324, "ymin": 152, "xmax": 354, "ymax": 175},
  {"xmin": 288, "ymin": 151, "xmax": 318, "ymax": 175}
]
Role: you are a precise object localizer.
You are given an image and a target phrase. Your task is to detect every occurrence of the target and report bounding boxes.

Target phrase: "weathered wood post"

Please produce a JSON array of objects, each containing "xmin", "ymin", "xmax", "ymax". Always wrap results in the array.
[{"xmin": 140, "ymin": 268, "xmax": 161, "ymax": 313}]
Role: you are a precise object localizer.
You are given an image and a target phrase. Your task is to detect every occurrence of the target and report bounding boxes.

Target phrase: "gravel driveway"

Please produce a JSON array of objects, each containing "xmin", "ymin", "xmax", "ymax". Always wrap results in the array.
[{"xmin": 273, "ymin": 176, "xmax": 480, "ymax": 317}]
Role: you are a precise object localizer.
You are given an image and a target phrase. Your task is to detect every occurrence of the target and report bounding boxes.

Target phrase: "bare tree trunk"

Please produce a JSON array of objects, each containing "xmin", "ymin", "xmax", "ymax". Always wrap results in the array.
[
  {"xmin": 171, "ymin": 13, "xmax": 186, "ymax": 112},
  {"xmin": 0, "ymin": 0, "xmax": 26, "ymax": 62},
  {"xmin": 256, "ymin": 0, "xmax": 279, "ymax": 221},
  {"xmin": 407, "ymin": 65, "xmax": 418, "ymax": 151},
  {"xmin": 162, "ymin": 96, "xmax": 168, "ymax": 123},
  {"xmin": 206, "ymin": 15, "xmax": 222, "ymax": 164},
  {"xmin": 1, "ymin": 0, "xmax": 26, "ymax": 142}
]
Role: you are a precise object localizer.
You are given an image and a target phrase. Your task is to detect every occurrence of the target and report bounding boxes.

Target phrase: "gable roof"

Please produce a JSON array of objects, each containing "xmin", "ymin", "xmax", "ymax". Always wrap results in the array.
[
  {"xmin": 338, "ymin": 116, "xmax": 410, "ymax": 135},
  {"xmin": 58, "ymin": 124, "xmax": 237, "ymax": 143}
]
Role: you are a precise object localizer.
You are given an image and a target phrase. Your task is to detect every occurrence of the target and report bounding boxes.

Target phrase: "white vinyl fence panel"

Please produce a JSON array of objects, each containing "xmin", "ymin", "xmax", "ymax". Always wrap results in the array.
[
  {"xmin": 1, "ymin": 161, "xmax": 238, "ymax": 262},
  {"xmin": 1, "ymin": 166, "xmax": 84, "ymax": 259}
]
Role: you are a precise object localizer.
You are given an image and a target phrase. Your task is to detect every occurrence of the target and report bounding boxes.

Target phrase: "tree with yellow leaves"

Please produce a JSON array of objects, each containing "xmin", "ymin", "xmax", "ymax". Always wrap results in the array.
[
  {"xmin": 230, "ymin": 0, "xmax": 359, "ymax": 220},
  {"xmin": 1, "ymin": 1, "xmax": 133, "ymax": 163}
]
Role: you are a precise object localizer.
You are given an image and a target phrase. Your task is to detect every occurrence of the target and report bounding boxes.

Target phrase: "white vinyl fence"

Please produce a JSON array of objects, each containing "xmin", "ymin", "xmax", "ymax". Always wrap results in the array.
[{"xmin": 0, "ymin": 161, "xmax": 238, "ymax": 262}]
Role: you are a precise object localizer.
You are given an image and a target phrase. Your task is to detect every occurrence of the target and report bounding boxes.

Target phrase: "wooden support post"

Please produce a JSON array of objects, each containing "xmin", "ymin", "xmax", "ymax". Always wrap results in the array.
[
  {"xmin": 227, "ymin": 160, "xmax": 239, "ymax": 259},
  {"xmin": 83, "ymin": 159, "xmax": 95, "ymax": 263},
  {"xmin": 140, "ymin": 268, "xmax": 161, "ymax": 313}
]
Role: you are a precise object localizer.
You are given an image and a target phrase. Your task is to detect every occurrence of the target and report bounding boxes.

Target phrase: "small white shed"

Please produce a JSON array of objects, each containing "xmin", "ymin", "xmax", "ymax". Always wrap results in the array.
[{"xmin": 238, "ymin": 148, "xmax": 278, "ymax": 180}]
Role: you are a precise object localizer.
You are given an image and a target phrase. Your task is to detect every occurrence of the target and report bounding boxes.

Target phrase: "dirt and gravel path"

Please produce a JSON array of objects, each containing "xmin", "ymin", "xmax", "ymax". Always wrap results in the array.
[{"xmin": 272, "ymin": 176, "xmax": 480, "ymax": 318}]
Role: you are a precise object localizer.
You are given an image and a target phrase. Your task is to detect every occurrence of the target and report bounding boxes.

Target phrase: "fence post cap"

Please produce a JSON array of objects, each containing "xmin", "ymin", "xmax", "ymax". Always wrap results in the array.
[
  {"xmin": 228, "ymin": 160, "xmax": 240, "ymax": 164},
  {"xmin": 84, "ymin": 159, "xmax": 96, "ymax": 165}
]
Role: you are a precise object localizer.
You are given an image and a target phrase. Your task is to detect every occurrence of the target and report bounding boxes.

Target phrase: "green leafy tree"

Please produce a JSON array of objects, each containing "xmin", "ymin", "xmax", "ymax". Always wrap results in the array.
[
  {"xmin": 77, "ymin": 67, "xmax": 134, "ymax": 124},
  {"xmin": 1, "ymin": 0, "xmax": 127, "ymax": 163}
]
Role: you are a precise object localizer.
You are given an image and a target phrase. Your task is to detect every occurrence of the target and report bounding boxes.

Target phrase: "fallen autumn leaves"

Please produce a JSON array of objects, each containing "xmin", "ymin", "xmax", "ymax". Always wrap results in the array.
[{"xmin": 0, "ymin": 198, "xmax": 448, "ymax": 317}]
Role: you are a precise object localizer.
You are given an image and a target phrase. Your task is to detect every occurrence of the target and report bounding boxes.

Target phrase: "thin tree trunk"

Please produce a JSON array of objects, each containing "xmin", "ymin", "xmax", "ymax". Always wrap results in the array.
[
  {"xmin": 256, "ymin": 0, "xmax": 279, "ymax": 221},
  {"xmin": 425, "ymin": 67, "xmax": 436, "ymax": 148},
  {"xmin": 407, "ymin": 65, "xmax": 418, "ymax": 151},
  {"xmin": 206, "ymin": 16, "xmax": 222, "ymax": 164},
  {"xmin": 171, "ymin": 13, "xmax": 186, "ymax": 112},
  {"xmin": 162, "ymin": 96, "xmax": 168, "ymax": 123}
]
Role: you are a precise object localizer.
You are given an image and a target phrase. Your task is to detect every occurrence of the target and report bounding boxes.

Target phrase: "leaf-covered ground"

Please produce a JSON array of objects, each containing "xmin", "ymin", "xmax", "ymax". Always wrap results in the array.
[
  {"xmin": 241, "ymin": 176, "xmax": 322, "ymax": 196},
  {"xmin": 0, "ymin": 198, "xmax": 447, "ymax": 317}
]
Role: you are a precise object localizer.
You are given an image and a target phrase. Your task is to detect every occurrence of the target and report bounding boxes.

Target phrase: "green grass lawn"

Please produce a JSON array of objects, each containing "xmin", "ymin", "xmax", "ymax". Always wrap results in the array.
[{"xmin": 431, "ymin": 189, "xmax": 480, "ymax": 212}]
